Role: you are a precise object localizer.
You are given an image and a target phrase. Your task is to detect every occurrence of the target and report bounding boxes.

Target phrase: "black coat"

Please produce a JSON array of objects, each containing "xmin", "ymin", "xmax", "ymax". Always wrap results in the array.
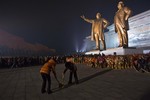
[{"xmin": 65, "ymin": 62, "xmax": 77, "ymax": 71}]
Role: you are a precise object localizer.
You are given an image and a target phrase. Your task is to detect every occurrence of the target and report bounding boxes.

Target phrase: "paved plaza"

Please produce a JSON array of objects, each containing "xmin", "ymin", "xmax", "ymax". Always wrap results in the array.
[{"xmin": 0, "ymin": 64, "xmax": 150, "ymax": 100}]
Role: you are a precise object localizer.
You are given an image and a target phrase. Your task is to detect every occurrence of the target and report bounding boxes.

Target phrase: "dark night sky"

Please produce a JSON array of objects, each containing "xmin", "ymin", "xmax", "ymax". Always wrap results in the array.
[{"xmin": 0, "ymin": 0, "xmax": 149, "ymax": 55}]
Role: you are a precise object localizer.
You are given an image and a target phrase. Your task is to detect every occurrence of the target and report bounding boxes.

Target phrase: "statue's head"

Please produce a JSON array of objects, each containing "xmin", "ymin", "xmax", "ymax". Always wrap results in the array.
[
  {"xmin": 118, "ymin": 1, "xmax": 124, "ymax": 9},
  {"xmin": 96, "ymin": 13, "xmax": 101, "ymax": 19}
]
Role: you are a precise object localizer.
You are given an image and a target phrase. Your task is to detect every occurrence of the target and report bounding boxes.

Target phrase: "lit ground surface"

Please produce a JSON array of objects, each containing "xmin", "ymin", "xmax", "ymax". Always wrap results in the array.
[{"xmin": 0, "ymin": 64, "xmax": 150, "ymax": 100}]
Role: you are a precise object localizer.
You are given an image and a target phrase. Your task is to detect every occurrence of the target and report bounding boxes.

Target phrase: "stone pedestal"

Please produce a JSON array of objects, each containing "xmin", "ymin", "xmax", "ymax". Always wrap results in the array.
[
  {"xmin": 85, "ymin": 47, "xmax": 143, "ymax": 55},
  {"xmin": 85, "ymin": 50, "xmax": 100, "ymax": 55}
]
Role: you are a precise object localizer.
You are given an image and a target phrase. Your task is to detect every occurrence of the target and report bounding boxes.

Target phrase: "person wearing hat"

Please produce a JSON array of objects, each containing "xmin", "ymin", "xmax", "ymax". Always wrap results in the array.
[{"xmin": 40, "ymin": 59, "xmax": 61, "ymax": 94}]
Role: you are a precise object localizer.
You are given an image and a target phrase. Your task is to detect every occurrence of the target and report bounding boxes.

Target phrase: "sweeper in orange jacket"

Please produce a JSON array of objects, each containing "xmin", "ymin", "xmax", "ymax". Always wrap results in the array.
[{"xmin": 40, "ymin": 59, "xmax": 60, "ymax": 94}]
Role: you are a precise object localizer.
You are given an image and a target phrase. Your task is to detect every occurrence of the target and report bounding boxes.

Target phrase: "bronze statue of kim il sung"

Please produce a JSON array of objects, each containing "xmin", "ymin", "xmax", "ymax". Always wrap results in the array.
[{"xmin": 81, "ymin": 13, "xmax": 109, "ymax": 50}]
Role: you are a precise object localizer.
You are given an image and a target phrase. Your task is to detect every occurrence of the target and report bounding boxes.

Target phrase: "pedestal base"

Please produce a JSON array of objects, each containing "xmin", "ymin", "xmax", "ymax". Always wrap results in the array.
[
  {"xmin": 85, "ymin": 47, "xmax": 143, "ymax": 55},
  {"xmin": 85, "ymin": 49, "xmax": 100, "ymax": 55}
]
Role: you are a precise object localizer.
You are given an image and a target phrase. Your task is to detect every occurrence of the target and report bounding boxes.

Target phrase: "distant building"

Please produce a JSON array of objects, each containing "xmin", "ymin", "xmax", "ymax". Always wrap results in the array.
[{"xmin": 82, "ymin": 10, "xmax": 150, "ymax": 52}]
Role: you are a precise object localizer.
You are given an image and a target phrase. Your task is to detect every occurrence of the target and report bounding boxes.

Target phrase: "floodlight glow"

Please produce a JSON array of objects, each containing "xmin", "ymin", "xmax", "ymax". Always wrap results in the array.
[{"xmin": 74, "ymin": 39, "xmax": 79, "ymax": 52}]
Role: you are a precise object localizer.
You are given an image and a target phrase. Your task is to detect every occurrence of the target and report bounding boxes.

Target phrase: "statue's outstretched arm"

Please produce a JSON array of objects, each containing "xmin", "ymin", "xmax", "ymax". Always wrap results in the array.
[{"xmin": 80, "ymin": 15, "xmax": 93, "ymax": 23}]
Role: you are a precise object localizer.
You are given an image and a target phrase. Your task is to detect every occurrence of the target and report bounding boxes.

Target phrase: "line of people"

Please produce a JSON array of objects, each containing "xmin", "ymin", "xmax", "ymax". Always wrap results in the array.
[
  {"xmin": 0, "ymin": 56, "xmax": 47, "ymax": 68},
  {"xmin": 68, "ymin": 54, "xmax": 150, "ymax": 73},
  {"xmin": 1, "ymin": 53, "xmax": 150, "ymax": 73}
]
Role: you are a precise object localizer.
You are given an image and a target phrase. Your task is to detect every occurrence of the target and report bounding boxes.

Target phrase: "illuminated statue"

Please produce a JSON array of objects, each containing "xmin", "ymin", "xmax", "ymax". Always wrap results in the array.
[
  {"xmin": 114, "ymin": 1, "xmax": 132, "ymax": 48},
  {"xmin": 81, "ymin": 13, "xmax": 109, "ymax": 50}
]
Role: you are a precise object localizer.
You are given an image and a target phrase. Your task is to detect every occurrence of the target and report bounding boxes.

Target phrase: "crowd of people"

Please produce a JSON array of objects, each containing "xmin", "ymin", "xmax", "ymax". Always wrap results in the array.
[
  {"xmin": 0, "ymin": 53, "xmax": 150, "ymax": 73},
  {"xmin": 67, "ymin": 53, "xmax": 150, "ymax": 73},
  {"xmin": 0, "ymin": 53, "xmax": 149, "ymax": 94},
  {"xmin": 0, "ymin": 56, "xmax": 46, "ymax": 68},
  {"xmin": 39, "ymin": 53, "xmax": 150, "ymax": 94}
]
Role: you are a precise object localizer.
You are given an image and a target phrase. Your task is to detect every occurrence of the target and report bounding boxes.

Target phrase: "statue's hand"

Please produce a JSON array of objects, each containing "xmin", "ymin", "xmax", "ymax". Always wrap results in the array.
[{"xmin": 80, "ymin": 15, "xmax": 85, "ymax": 19}]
